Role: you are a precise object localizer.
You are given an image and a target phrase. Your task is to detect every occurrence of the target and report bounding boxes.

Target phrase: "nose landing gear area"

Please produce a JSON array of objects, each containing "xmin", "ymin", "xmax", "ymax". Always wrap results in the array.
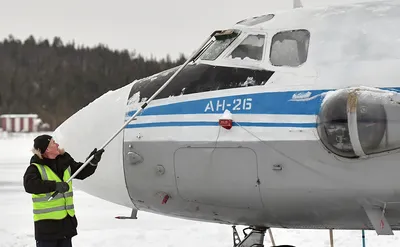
[
  {"xmin": 231, "ymin": 226, "xmax": 367, "ymax": 247},
  {"xmin": 232, "ymin": 226, "xmax": 295, "ymax": 247}
]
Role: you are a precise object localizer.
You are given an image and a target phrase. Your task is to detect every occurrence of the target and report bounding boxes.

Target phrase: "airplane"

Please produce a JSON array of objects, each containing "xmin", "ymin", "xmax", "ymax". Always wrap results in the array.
[{"xmin": 50, "ymin": 0, "xmax": 400, "ymax": 246}]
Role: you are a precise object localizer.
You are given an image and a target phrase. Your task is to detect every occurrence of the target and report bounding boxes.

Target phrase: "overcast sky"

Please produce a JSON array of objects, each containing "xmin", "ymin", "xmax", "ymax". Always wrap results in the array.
[{"xmin": 0, "ymin": 0, "xmax": 375, "ymax": 60}]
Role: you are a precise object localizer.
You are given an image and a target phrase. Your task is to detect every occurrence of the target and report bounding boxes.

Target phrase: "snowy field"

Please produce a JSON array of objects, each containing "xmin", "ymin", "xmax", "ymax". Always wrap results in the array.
[{"xmin": 1, "ymin": 132, "xmax": 400, "ymax": 247}]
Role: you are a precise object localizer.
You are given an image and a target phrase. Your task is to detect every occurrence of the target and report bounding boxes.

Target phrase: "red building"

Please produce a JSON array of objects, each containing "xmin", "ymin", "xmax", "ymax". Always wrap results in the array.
[{"xmin": 0, "ymin": 114, "xmax": 40, "ymax": 132}]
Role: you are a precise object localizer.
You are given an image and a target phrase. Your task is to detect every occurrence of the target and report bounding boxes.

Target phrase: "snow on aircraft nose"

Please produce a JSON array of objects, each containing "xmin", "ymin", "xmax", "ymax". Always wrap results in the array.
[{"xmin": 52, "ymin": 82, "xmax": 135, "ymax": 209}]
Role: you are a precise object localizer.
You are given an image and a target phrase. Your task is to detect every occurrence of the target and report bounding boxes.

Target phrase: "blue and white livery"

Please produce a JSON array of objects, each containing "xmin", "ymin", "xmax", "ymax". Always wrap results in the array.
[{"xmin": 52, "ymin": 1, "xmax": 400, "ymax": 246}]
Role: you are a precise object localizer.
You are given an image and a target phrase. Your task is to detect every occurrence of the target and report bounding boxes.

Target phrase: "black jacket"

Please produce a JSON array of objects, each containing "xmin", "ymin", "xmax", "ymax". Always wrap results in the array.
[{"xmin": 23, "ymin": 151, "xmax": 97, "ymax": 240}]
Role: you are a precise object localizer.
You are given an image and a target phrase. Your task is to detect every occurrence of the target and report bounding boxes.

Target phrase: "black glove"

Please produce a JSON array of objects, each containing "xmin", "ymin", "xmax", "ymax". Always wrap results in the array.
[
  {"xmin": 87, "ymin": 148, "xmax": 104, "ymax": 165},
  {"xmin": 55, "ymin": 182, "xmax": 69, "ymax": 193}
]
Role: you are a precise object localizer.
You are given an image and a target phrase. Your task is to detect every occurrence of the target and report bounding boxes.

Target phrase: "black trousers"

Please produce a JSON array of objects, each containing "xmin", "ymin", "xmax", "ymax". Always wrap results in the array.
[{"xmin": 36, "ymin": 238, "xmax": 72, "ymax": 247}]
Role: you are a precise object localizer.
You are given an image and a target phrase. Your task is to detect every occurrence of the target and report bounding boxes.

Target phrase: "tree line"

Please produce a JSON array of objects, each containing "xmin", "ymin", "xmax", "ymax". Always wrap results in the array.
[{"xmin": 0, "ymin": 35, "xmax": 186, "ymax": 129}]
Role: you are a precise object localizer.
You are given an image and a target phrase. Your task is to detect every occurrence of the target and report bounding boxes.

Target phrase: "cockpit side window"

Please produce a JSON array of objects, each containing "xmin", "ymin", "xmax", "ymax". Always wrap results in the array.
[
  {"xmin": 227, "ymin": 34, "xmax": 265, "ymax": 61},
  {"xmin": 270, "ymin": 29, "xmax": 310, "ymax": 67},
  {"xmin": 198, "ymin": 31, "xmax": 240, "ymax": 61}
]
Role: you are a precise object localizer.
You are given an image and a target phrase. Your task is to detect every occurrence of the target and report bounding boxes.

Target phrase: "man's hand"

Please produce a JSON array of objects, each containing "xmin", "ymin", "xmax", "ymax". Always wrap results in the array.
[
  {"xmin": 55, "ymin": 182, "xmax": 69, "ymax": 193},
  {"xmin": 87, "ymin": 148, "xmax": 105, "ymax": 165}
]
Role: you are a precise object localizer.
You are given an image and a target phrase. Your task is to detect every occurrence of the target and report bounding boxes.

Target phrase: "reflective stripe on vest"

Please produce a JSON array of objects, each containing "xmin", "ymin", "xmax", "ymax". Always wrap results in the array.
[{"xmin": 31, "ymin": 163, "xmax": 75, "ymax": 221}]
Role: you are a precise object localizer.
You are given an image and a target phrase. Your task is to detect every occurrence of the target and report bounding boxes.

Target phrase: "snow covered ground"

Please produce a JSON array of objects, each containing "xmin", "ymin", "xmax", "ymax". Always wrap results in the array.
[{"xmin": 1, "ymin": 133, "xmax": 400, "ymax": 247}]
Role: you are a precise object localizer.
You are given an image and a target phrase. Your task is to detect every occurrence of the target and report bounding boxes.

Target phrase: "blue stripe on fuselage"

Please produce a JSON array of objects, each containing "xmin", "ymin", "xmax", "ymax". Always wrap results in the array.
[
  {"xmin": 126, "ymin": 89, "xmax": 328, "ymax": 117},
  {"xmin": 125, "ymin": 121, "xmax": 317, "ymax": 129},
  {"xmin": 124, "ymin": 87, "xmax": 400, "ymax": 129}
]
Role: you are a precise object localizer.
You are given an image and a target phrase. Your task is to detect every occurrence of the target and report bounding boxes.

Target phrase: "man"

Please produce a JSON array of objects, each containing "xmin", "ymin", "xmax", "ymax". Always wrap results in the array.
[{"xmin": 23, "ymin": 134, "xmax": 105, "ymax": 247}]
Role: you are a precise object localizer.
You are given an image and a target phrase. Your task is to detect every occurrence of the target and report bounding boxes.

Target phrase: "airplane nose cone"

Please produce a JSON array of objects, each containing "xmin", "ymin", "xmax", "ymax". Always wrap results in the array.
[{"xmin": 52, "ymin": 82, "xmax": 135, "ymax": 208}]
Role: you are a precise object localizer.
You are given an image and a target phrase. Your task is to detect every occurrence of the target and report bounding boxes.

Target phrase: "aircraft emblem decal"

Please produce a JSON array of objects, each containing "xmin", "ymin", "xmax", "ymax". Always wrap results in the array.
[{"xmin": 289, "ymin": 91, "xmax": 328, "ymax": 102}]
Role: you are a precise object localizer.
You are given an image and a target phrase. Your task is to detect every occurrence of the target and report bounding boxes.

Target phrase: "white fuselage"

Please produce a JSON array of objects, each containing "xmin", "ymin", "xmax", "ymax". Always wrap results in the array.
[{"xmin": 53, "ymin": 0, "xmax": 400, "ymax": 231}]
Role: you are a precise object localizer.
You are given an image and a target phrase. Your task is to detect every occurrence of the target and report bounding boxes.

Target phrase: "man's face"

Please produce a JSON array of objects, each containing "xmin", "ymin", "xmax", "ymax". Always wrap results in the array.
[
  {"xmin": 44, "ymin": 138, "xmax": 60, "ymax": 159},
  {"xmin": 46, "ymin": 139, "xmax": 59, "ymax": 151}
]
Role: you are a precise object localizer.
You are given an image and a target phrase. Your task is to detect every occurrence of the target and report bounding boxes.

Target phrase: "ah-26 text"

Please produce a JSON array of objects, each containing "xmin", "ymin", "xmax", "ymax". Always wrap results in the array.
[{"xmin": 204, "ymin": 98, "xmax": 252, "ymax": 113}]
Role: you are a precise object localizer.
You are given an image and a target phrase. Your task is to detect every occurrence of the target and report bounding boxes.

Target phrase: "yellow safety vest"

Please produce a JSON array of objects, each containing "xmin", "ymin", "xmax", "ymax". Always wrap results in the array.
[{"xmin": 31, "ymin": 163, "xmax": 75, "ymax": 221}]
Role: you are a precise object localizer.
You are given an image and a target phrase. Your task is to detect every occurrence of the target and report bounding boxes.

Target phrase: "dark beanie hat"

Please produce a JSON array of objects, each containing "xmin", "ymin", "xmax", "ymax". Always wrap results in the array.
[{"xmin": 34, "ymin": 134, "xmax": 52, "ymax": 154}]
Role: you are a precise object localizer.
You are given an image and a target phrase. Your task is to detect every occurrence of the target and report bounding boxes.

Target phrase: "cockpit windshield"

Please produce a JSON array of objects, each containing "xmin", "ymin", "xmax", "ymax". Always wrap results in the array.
[
  {"xmin": 228, "ymin": 34, "xmax": 265, "ymax": 61},
  {"xmin": 197, "ymin": 30, "xmax": 241, "ymax": 61}
]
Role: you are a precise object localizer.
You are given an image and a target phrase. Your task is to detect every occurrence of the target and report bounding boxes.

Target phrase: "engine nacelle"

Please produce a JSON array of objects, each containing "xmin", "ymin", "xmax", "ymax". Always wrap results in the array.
[{"xmin": 317, "ymin": 87, "xmax": 400, "ymax": 158}]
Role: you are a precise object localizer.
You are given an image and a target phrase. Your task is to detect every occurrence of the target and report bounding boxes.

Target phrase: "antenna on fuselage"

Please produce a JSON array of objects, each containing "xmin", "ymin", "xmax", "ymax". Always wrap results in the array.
[{"xmin": 293, "ymin": 0, "xmax": 303, "ymax": 8}]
